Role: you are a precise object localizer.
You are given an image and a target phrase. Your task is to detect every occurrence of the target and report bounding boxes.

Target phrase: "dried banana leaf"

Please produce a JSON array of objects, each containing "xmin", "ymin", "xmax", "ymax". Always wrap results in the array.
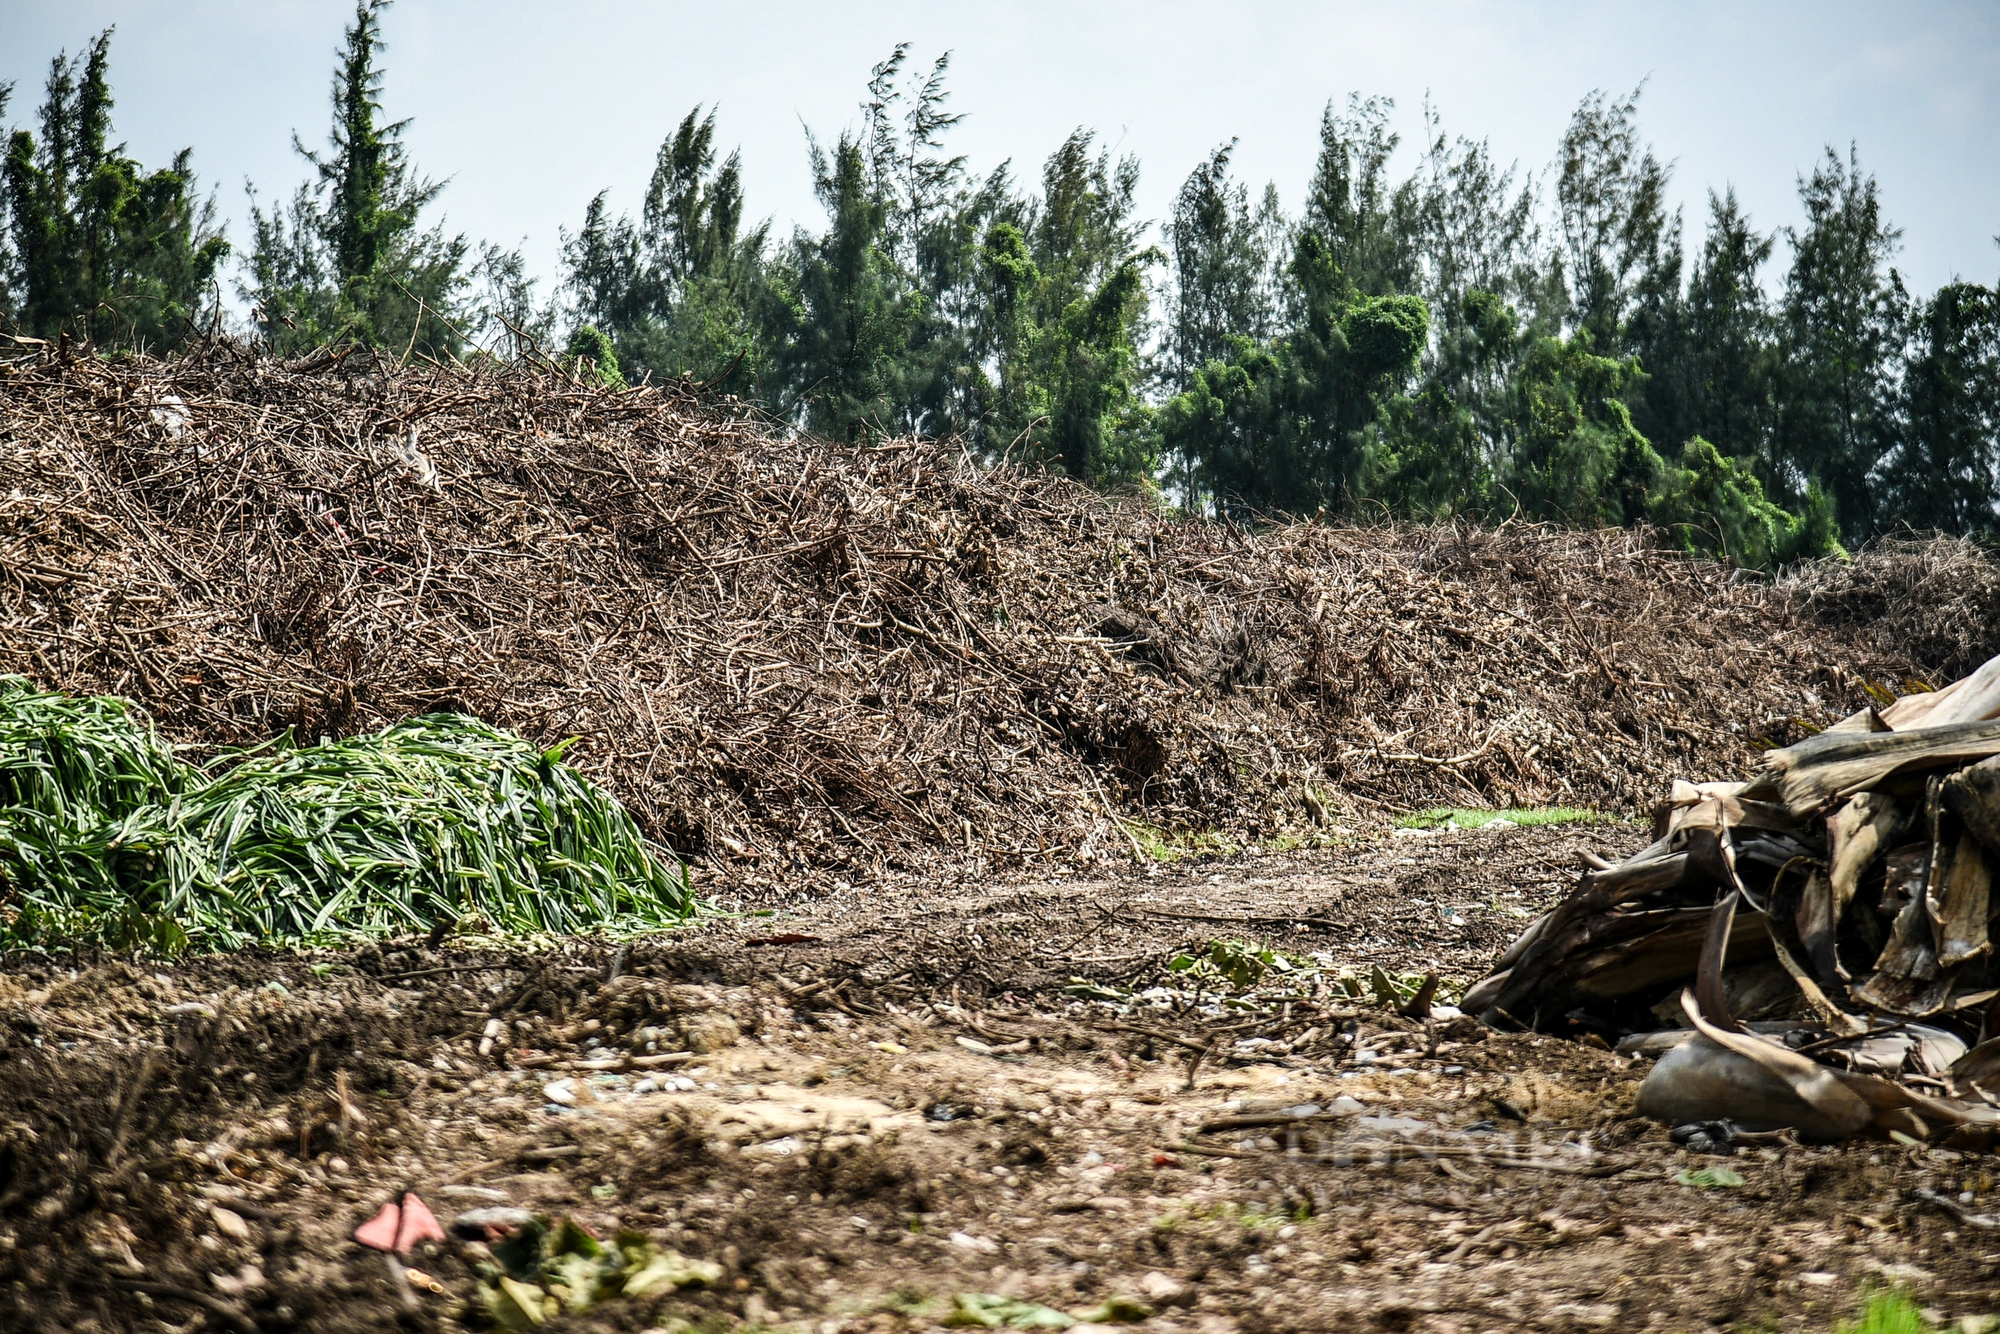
[
  {"xmin": 1881, "ymin": 654, "xmax": 2000, "ymax": 730},
  {"xmin": 1790, "ymin": 864, "xmax": 1842, "ymax": 986},
  {"xmin": 1824, "ymin": 707, "xmax": 1890, "ymax": 734},
  {"xmin": 1826, "ymin": 791, "xmax": 1906, "ymax": 927},
  {"xmin": 1851, "ymin": 965, "xmax": 1961, "ymax": 1018},
  {"xmin": 1932, "ymin": 830, "xmax": 1993, "ymax": 970},
  {"xmin": 1742, "ymin": 717, "xmax": 2000, "ymax": 819},
  {"xmin": 1853, "ymin": 859, "xmax": 1954, "ymax": 1014},
  {"xmin": 1763, "ymin": 859, "xmax": 1866, "ymax": 1031},
  {"xmin": 1564, "ymin": 906, "xmax": 1776, "ymax": 1001},
  {"xmin": 1660, "ymin": 785, "xmax": 1803, "ymax": 838},
  {"xmin": 1951, "ymin": 1036, "xmax": 2000, "ymax": 1094},
  {"xmin": 1786, "ymin": 1025, "xmax": 1968, "ymax": 1078},
  {"xmin": 1944, "ymin": 755, "xmax": 2000, "ymax": 858}
]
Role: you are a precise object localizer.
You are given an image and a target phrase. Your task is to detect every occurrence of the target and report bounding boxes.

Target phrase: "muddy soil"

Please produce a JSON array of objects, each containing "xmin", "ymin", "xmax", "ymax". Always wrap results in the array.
[{"xmin": 4, "ymin": 823, "xmax": 1998, "ymax": 1333}]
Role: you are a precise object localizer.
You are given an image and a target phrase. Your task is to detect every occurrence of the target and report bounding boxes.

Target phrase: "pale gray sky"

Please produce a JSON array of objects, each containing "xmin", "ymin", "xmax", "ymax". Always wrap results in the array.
[{"xmin": 4, "ymin": 0, "xmax": 1997, "ymax": 309}]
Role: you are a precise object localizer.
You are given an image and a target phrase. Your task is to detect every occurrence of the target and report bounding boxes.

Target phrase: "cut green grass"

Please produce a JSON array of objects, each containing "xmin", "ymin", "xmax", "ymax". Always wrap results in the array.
[
  {"xmin": 1835, "ymin": 1288, "xmax": 1935, "ymax": 1334},
  {"xmin": 157, "ymin": 715, "xmax": 690, "ymax": 947},
  {"xmin": 1393, "ymin": 805, "xmax": 1605, "ymax": 831},
  {"xmin": 0, "ymin": 684, "xmax": 690, "ymax": 951},
  {"xmin": 0, "ymin": 676, "xmax": 186, "ymax": 947}
]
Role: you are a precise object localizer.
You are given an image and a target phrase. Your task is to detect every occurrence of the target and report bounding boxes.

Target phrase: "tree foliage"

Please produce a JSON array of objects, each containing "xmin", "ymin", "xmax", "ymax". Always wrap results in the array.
[
  {"xmin": 1, "ymin": 31, "xmax": 227, "ymax": 351},
  {"xmin": 238, "ymin": 0, "xmax": 480, "ymax": 358}
]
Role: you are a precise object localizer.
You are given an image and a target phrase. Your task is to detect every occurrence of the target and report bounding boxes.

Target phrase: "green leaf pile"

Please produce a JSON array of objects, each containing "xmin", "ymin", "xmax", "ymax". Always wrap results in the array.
[
  {"xmin": 0, "ymin": 677, "xmax": 185, "ymax": 948},
  {"xmin": 476, "ymin": 1215, "xmax": 721, "ymax": 1328},
  {"xmin": 0, "ymin": 680, "xmax": 689, "ymax": 949},
  {"xmin": 1674, "ymin": 1166, "xmax": 1745, "ymax": 1189}
]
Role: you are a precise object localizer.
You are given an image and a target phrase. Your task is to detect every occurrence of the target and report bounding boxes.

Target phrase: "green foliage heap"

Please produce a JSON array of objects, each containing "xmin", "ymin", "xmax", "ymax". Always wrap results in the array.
[
  {"xmin": 0, "ymin": 681, "xmax": 688, "ymax": 952},
  {"xmin": 0, "ymin": 678, "xmax": 184, "ymax": 948}
]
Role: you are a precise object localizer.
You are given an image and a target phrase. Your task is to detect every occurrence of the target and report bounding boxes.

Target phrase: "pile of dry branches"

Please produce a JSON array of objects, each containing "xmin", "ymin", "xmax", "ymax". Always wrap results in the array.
[
  {"xmin": 0, "ymin": 345, "xmax": 1932, "ymax": 895},
  {"xmin": 1785, "ymin": 535, "xmax": 2000, "ymax": 685}
]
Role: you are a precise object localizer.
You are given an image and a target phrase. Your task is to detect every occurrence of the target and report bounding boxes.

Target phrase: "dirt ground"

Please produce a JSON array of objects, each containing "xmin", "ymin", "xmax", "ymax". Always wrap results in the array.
[{"xmin": 5, "ymin": 822, "xmax": 1999, "ymax": 1334}]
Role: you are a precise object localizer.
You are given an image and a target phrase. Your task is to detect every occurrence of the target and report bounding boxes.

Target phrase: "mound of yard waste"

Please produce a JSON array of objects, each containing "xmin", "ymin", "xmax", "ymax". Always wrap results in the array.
[
  {"xmin": 0, "ymin": 344, "xmax": 1964, "ymax": 895},
  {"xmin": 1467, "ymin": 650, "xmax": 2000, "ymax": 1145}
]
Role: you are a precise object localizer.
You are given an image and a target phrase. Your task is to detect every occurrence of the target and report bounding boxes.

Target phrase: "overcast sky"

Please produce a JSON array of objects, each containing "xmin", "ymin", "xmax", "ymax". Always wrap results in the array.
[{"xmin": 4, "ymin": 0, "xmax": 1996, "ymax": 311}]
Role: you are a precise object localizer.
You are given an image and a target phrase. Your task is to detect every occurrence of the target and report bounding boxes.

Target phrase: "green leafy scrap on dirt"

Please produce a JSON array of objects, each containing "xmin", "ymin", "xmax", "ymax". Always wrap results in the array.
[
  {"xmin": 1072, "ymin": 1296, "xmax": 1154, "ymax": 1324},
  {"xmin": 944, "ymin": 1293, "xmax": 1077, "ymax": 1329},
  {"xmin": 1392, "ymin": 806, "xmax": 1606, "ymax": 831},
  {"xmin": 1145, "ymin": 939, "xmax": 1453, "ymax": 1013},
  {"xmin": 0, "ymin": 680, "xmax": 689, "ymax": 950},
  {"xmin": 1169, "ymin": 938, "xmax": 1306, "ymax": 990},
  {"xmin": 1117, "ymin": 817, "xmax": 1244, "ymax": 864},
  {"xmin": 941, "ymin": 1292, "xmax": 1154, "ymax": 1328},
  {"xmin": 1674, "ymin": 1166, "xmax": 1746, "ymax": 1189},
  {"xmin": 476, "ymin": 1214, "xmax": 723, "ymax": 1328}
]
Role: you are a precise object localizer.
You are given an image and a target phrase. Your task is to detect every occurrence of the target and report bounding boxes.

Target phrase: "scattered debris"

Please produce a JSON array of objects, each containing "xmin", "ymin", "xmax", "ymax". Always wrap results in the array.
[
  {"xmin": 352, "ymin": 1193, "xmax": 445, "ymax": 1255},
  {"xmin": 1674, "ymin": 1166, "xmax": 1746, "ymax": 1189}
]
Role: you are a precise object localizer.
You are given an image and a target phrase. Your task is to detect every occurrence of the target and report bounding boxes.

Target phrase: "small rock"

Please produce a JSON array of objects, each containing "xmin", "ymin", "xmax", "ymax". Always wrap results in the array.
[
  {"xmin": 1140, "ymin": 1271, "xmax": 1188, "ymax": 1304},
  {"xmin": 438, "ymin": 1185, "xmax": 510, "ymax": 1202},
  {"xmin": 949, "ymin": 1231, "xmax": 1000, "ymax": 1254},
  {"xmin": 542, "ymin": 1078, "xmax": 578, "ymax": 1106},
  {"xmin": 1548, "ymin": 1303, "xmax": 1617, "ymax": 1328},
  {"xmin": 209, "ymin": 1264, "xmax": 264, "ymax": 1296},
  {"xmin": 208, "ymin": 1206, "xmax": 251, "ymax": 1242}
]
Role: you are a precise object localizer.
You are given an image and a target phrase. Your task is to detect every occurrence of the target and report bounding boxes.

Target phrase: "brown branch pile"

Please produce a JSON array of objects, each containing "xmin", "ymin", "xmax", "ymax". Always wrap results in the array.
[
  {"xmin": 1784, "ymin": 535, "xmax": 2000, "ymax": 685},
  {"xmin": 0, "ymin": 346, "xmax": 1930, "ymax": 898}
]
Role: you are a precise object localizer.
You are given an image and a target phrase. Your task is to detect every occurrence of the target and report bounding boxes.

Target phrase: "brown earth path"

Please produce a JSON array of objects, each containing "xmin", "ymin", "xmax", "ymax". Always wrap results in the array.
[{"xmin": 2, "ymin": 824, "xmax": 1996, "ymax": 1333}]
